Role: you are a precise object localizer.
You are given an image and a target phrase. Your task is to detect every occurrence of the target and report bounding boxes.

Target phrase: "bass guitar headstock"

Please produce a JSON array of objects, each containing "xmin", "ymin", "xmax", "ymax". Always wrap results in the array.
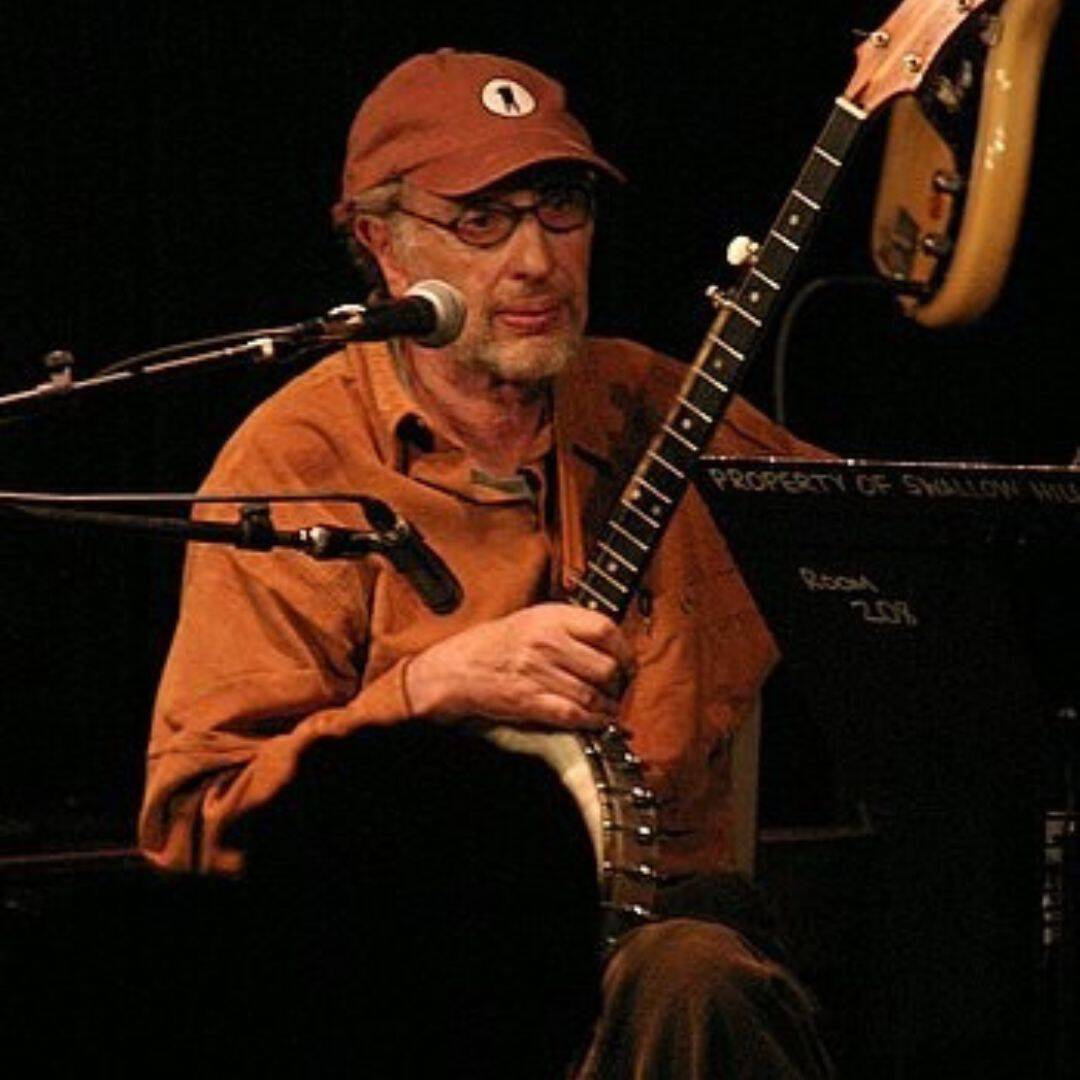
[{"xmin": 845, "ymin": 0, "xmax": 995, "ymax": 115}]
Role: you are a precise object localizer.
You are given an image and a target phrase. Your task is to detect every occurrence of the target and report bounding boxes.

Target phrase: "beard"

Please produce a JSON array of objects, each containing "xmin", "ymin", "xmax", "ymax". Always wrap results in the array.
[
  {"xmin": 448, "ymin": 305, "xmax": 586, "ymax": 385},
  {"xmin": 460, "ymin": 328, "xmax": 583, "ymax": 383}
]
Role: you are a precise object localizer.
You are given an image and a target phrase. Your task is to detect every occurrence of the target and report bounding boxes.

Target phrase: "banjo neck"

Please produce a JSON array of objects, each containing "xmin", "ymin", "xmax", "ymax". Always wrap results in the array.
[{"xmin": 568, "ymin": 99, "xmax": 867, "ymax": 618}]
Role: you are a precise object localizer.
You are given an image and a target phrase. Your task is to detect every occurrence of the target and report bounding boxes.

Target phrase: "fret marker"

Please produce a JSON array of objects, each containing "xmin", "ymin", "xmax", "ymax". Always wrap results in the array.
[
  {"xmin": 788, "ymin": 212, "xmax": 801, "ymax": 227},
  {"xmin": 748, "ymin": 289, "xmax": 761, "ymax": 304},
  {"xmin": 680, "ymin": 417, "xmax": 693, "ymax": 430},
  {"xmin": 579, "ymin": 579, "xmax": 618, "ymax": 613},
  {"xmin": 598, "ymin": 540, "xmax": 636, "ymax": 572},
  {"xmin": 588, "ymin": 561, "xmax": 629, "ymax": 594},
  {"xmin": 607, "ymin": 560, "xmax": 618, "ymax": 574}
]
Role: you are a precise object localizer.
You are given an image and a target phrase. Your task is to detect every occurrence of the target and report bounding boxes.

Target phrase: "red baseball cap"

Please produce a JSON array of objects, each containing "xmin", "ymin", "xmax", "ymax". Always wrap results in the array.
[{"xmin": 333, "ymin": 49, "xmax": 624, "ymax": 222}]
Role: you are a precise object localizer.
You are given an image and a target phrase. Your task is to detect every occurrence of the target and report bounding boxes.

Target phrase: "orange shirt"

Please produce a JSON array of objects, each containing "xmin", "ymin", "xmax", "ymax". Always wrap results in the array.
[{"xmin": 139, "ymin": 338, "xmax": 821, "ymax": 877}]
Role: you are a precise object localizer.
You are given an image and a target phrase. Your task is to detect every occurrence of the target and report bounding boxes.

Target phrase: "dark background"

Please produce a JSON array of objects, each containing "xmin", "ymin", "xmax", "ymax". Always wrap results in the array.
[{"xmin": 0, "ymin": 1, "xmax": 1075, "ymax": 1069}]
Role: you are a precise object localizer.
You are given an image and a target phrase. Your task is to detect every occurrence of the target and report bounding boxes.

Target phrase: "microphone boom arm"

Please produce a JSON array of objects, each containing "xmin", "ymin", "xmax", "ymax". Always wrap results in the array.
[{"xmin": 0, "ymin": 491, "xmax": 462, "ymax": 614}]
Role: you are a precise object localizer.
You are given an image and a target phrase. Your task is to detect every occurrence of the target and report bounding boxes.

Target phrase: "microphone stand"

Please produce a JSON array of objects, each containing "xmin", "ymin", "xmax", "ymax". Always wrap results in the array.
[
  {"xmin": 0, "ymin": 491, "xmax": 462, "ymax": 615},
  {"xmin": 0, "ymin": 326, "xmax": 332, "ymax": 422},
  {"xmin": 0, "ymin": 281, "xmax": 463, "ymax": 422}
]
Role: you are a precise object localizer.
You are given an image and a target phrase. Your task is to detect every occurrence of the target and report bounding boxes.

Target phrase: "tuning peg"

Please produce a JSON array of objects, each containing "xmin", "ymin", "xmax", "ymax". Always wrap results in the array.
[
  {"xmin": 42, "ymin": 349, "xmax": 76, "ymax": 390},
  {"xmin": 704, "ymin": 284, "xmax": 730, "ymax": 310},
  {"xmin": 852, "ymin": 28, "xmax": 891, "ymax": 47},
  {"xmin": 932, "ymin": 169, "xmax": 964, "ymax": 195},
  {"xmin": 726, "ymin": 235, "xmax": 760, "ymax": 267},
  {"xmin": 921, "ymin": 232, "xmax": 954, "ymax": 258}
]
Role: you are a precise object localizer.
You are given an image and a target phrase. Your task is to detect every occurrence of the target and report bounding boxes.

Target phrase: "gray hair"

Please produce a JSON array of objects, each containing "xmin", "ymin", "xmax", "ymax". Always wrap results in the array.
[{"xmin": 333, "ymin": 179, "xmax": 406, "ymax": 301}]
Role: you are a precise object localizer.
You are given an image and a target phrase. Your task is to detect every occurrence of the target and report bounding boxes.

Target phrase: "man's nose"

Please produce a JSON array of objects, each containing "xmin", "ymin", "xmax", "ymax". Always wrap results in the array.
[{"xmin": 502, "ymin": 213, "xmax": 556, "ymax": 279}]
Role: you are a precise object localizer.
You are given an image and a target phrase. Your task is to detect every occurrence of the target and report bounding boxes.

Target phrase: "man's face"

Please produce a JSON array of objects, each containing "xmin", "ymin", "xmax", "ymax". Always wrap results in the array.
[{"xmin": 372, "ymin": 173, "xmax": 594, "ymax": 384}]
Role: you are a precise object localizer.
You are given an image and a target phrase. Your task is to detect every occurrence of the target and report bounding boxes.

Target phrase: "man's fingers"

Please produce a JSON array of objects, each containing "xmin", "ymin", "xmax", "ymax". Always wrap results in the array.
[{"xmin": 556, "ymin": 607, "xmax": 635, "ymax": 674}]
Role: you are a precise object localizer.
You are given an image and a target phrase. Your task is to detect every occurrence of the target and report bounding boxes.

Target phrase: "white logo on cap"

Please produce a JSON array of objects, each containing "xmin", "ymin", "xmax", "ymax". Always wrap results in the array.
[{"xmin": 480, "ymin": 78, "xmax": 537, "ymax": 118}]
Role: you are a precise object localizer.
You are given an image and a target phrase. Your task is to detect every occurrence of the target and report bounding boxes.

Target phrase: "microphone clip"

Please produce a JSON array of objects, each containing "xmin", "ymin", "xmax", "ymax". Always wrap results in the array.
[{"xmin": 298, "ymin": 497, "xmax": 462, "ymax": 615}]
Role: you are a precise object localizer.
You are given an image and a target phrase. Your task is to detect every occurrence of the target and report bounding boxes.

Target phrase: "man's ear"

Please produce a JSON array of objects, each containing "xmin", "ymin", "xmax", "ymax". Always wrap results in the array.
[{"xmin": 353, "ymin": 216, "xmax": 410, "ymax": 296}]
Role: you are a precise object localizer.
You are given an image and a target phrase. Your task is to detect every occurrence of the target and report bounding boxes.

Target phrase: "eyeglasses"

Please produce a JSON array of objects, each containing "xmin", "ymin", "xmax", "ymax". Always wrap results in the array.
[{"xmin": 396, "ymin": 183, "xmax": 596, "ymax": 248}]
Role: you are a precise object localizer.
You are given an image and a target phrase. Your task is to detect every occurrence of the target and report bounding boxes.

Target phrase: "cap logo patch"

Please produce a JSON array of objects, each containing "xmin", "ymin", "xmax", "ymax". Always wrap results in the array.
[{"xmin": 481, "ymin": 78, "xmax": 536, "ymax": 118}]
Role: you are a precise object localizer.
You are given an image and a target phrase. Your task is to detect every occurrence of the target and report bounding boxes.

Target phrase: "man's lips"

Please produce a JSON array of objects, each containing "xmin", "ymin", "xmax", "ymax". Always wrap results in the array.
[{"xmin": 493, "ymin": 302, "xmax": 564, "ymax": 334}]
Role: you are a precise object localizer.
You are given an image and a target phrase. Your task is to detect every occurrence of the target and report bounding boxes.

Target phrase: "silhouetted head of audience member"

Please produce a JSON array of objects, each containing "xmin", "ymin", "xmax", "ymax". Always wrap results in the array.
[{"xmin": 226, "ymin": 721, "xmax": 603, "ymax": 1076}]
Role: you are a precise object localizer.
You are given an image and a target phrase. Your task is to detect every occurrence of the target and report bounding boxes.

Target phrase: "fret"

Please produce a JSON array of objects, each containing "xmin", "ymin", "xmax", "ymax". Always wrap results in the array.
[
  {"xmin": 610, "ymin": 519, "xmax": 649, "ymax": 552},
  {"xmin": 626, "ymin": 484, "xmax": 668, "ymax": 519},
  {"xmin": 812, "ymin": 144, "xmax": 842, "ymax": 168},
  {"xmin": 755, "ymin": 238, "xmax": 797, "ymax": 283},
  {"xmin": 662, "ymin": 422, "xmax": 700, "ymax": 453},
  {"xmin": 728, "ymin": 300, "xmax": 762, "ymax": 328},
  {"xmin": 717, "ymin": 314, "xmax": 757, "ymax": 356},
  {"xmin": 750, "ymin": 267, "xmax": 781, "ymax": 292},
  {"xmin": 769, "ymin": 229, "xmax": 800, "ymax": 252},
  {"xmin": 621, "ymin": 497, "xmax": 662, "ymax": 529},
  {"xmin": 598, "ymin": 528, "xmax": 646, "ymax": 570},
  {"xmin": 696, "ymin": 366, "xmax": 730, "ymax": 394},
  {"xmin": 597, "ymin": 540, "xmax": 638, "ymax": 574},
  {"xmin": 791, "ymin": 188, "xmax": 821, "ymax": 211},
  {"xmin": 795, "ymin": 154, "xmax": 838, "ymax": 207},
  {"xmin": 677, "ymin": 394, "xmax": 712, "ymax": 423},
  {"xmin": 587, "ymin": 560, "xmax": 630, "ymax": 594},
  {"xmin": 654, "ymin": 431, "xmax": 696, "ymax": 473},
  {"xmin": 638, "ymin": 460, "xmax": 683, "ymax": 502},
  {"xmin": 646, "ymin": 448, "xmax": 686, "ymax": 481},
  {"xmin": 707, "ymin": 332, "xmax": 745, "ymax": 363},
  {"xmin": 683, "ymin": 374, "xmax": 725, "ymax": 418},
  {"xmin": 611, "ymin": 504, "xmax": 656, "ymax": 547},
  {"xmin": 577, "ymin": 577, "xmax": 620, "ymax": 613},
  {"xmin": 633, "ymin": 474, "xmax": 673, "ymax": 505}
]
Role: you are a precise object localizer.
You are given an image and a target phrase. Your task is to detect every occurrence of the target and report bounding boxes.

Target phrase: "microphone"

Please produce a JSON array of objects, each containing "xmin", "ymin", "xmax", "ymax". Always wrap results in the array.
[
  {"xmin": 301, "ymin": 499, "xmax": 462, "ymax": 615},
  {"xmin": 298, "ymin": 280, "xmax": 466, "ymax": 348},
  {"xmin": 377, "ymin": 517, "xmax": 463, "ymax": 615}
]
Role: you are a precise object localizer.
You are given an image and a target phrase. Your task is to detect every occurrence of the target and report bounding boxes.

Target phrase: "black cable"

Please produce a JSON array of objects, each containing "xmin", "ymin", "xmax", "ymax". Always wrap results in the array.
[{"xmin": 771, "ymin": 274, "xmax": 921, "ymax": 426}]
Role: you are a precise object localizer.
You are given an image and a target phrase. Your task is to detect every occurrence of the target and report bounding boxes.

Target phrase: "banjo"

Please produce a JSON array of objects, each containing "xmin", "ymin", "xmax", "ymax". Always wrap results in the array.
[{"xmin": 491, "ymin": 0, "xmax": 999, "ymax": 949}]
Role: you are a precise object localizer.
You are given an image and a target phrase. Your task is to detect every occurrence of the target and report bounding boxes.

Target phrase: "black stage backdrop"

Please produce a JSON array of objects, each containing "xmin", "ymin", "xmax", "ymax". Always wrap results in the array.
[{"xmin": 0, "ymin": 0, "xmax": 1075, "ymax": 874}]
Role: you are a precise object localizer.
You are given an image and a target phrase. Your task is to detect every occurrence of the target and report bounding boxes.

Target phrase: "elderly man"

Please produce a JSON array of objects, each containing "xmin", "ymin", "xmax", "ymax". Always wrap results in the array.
[{"xmin": 141, "ymin": 49, "xmax": 833, "ymax": 1077}]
